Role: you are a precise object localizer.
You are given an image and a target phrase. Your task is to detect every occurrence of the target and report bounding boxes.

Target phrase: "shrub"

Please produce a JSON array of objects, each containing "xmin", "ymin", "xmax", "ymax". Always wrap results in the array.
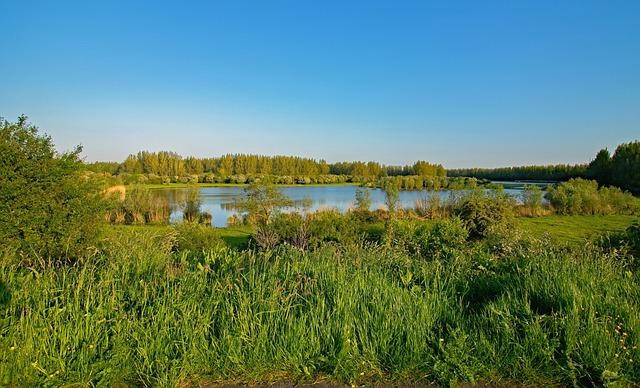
[
  {"xmin": 520, "ymin": 184, "xmax": 543, "ymax": 214},
  {"xmin": 270, "ymin": 210, "xmax": 364, "ymax": 250},
  {"xmin": 417, "ymin": 218, "xmax": 468, "ymax": 260},
  {"xmin": 386, "ymin": 218, "xmax": 468, "ymax": 260},
  {"xmin": 354, "ymin": 187, "xmax": 372, "ymax": 212},
  {"xmin": 0, "ymin": 116, "xmax": 106, "ymax": 264},
  {"xmin": 173, "ymin": 222, "xmax": 224, "ymax": 254},
  {"xmin": 546, "ymin": 178, "xmax": 638, "ymax": 215},
  {"xmin": 454, "ymin": 190, "xmax": 514, "ymax": 239}
]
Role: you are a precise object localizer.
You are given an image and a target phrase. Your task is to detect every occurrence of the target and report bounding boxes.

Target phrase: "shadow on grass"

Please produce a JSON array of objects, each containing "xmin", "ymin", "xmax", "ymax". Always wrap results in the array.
[{"xmin": 219, "ymin": 228, "xmax": 252, "ymax": 250}]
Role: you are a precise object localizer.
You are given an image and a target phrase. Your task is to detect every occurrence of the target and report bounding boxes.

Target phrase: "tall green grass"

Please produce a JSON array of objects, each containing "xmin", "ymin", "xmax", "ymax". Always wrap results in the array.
[{"xmin": 0, "ymin": 231, "xmax": 639, "ymax": 386}]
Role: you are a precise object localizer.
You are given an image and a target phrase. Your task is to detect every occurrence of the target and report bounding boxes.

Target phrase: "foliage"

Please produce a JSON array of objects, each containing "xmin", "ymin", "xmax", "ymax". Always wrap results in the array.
[
  {"xmin": 448, "ymin": 163, "xmax": 587, "ymax": 181},
  {"xmin": 173, "ymin": 222, "xmax": 224, "ymax": 254},
  {"xmin": 354, "ymin": 187, "xmax": 372, "ymax": 211},
  {"xmin": 385, "ymin": 218, "xmax": 468, "ymax": 260},
  {"xmin": 586, "ymin": 148, "xmax": 612, "ymax": 186},
  {"xmin": 0, "ymin": 116, "xmax": 105, "ymax": 264},
  {"xmin": 232, "ymin": 182, "xmax": 293, "ymax": 225},
  {"xmin": 268, "ymin": 210, "xmax": 365, "ymax": 250},
  {"xmin": 450, "ymin": 140, "xmax": 640, "ymax": 195},
  {"xmin": 454, "ymin": 189, "xmax": 515, "ymax": 239},
  {"xmin": 545, "ymin": 178, "xmax": 638, "ymax": 215},
  {"xmin": 381, "ymin": 178, "xmax": 400, "ymax": 213},
  {"xmin": 610, "ymin": 141, "xmax": 640, "ymax": 195}
]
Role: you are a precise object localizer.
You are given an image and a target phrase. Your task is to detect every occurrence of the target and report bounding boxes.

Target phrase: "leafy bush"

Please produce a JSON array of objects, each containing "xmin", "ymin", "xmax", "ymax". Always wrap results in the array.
[
  {"xmin": 173, "ymin": 222, "xmax": 224, "ymax": 254},
  {"xmin": 0, "ymin": 116, "xmax": 106, "ymax": 264},
  {"xmin": 418, "ymin": 218, "xmax": 468, "ymax": 260},
  {"xmin": 386, "ymin": 218, "xmax": 468, "ymax": 260},
  {"xmin": 454, "ymin": 190, "xmax": 515, "ymax": 239},
  {"xmin": 269, "ymin": 210, "xmax": 364, "ymax": 250},
  {"xmin": 545, "ymin": 178, "xmax": 638, "ymax": 215}
]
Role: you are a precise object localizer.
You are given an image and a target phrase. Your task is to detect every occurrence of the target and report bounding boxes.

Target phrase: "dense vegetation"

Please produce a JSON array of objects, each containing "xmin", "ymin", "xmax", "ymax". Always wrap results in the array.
[
  {"xmin": 586, "ymin": 142, "xmax": 640, "ymax": 195},
  {"xmin": 87, "ymin": 151, "xmax": 446, "ymax": 186},
  {"xmin": 2, "ymin": 116, "xmax": 640, "ymax": 386},
  {"xmin": 0, "ymin": 116, "xmax": 106, "ymax": 264},
  {"xmin": 449, "ymin": 141, "xmax": 640, "ymax": 195},
  {"xmin": 448, "ymin": 163, "xmax": 587, "ymax": 182},
  {"xmin": 3, "ymin": 211, "xmax": 640, "ymax": 386}
]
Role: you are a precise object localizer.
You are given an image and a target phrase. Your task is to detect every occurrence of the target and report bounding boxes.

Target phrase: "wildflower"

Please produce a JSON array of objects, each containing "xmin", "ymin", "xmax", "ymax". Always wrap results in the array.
[
  {"xmin": 615, "ymin": 353, "xmax": 619, "ymax": 358},
  {"xmin": 89, "ymin": 344, "xmax": 94, "ymax": 349},
  {"xmin": 9, "ymin": 346, "xmax": 15, "ymax": 351}
]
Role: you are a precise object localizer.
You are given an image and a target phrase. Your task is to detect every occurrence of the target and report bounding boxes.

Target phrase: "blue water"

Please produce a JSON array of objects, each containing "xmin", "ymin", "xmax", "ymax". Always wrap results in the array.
[{"xmin": 161, "ymin": 184, "xmax": 530, "ymax": 227}]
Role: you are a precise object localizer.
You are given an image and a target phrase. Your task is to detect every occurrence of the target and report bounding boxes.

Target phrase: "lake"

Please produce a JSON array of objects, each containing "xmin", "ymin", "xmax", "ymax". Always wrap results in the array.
[{"xmin": 159, "ymin": 183, "xmax": 540, "ymax": 227}]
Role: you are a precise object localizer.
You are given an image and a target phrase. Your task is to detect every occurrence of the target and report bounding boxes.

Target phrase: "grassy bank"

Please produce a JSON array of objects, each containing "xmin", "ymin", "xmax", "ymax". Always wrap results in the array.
[
  {"xmin": 107, "ymin": 214, "xmax": 639, "ymax": 251},
  {"xmin": 1, "ymin": 229, "xmax": 639, "ymax": 386},
  {"xmin": 515, "ymin": 214, "xmax": 637, "ymax": 245}
]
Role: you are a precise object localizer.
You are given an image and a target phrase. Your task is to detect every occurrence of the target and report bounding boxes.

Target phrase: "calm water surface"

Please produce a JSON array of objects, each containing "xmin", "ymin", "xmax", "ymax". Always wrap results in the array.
[{"xmin": 160, "ymin": 184, "xmax": 536, "ymax": 227}]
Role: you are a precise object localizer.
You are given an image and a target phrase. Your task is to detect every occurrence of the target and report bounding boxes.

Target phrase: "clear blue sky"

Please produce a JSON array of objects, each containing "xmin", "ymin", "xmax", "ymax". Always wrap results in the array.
[{"xmin": 1, "ymin": 1, "xmax": 639, "ymax": 168}]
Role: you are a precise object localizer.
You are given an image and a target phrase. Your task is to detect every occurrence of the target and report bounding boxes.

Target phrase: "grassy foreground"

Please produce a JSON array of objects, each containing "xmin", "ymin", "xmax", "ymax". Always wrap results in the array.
[{"xmin": 1, "ymin": 226, "xmax": 639, "ymax": 386}]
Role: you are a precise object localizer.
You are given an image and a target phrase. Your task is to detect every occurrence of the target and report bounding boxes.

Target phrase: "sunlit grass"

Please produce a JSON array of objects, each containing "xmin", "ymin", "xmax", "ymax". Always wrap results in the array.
[
  {"xmin": 515, "ymin": 214, "xmax": 637, "ymax": 245},
  {"xmin": 1, "ymin": 231, "xmax": 638, "ymax": 386}
]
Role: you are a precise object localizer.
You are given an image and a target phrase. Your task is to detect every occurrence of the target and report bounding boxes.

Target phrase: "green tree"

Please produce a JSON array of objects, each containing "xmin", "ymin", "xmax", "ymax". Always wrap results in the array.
[
  {"xmin": 0, "ymin": 116, "xmax": 105, "ymax": 264},
  {"xmin": 610, "ymin": 141, "xmax": 640, "ymax": 195},
  {"xmin": 232, "ymin": 182, "xmax": 293, "ymax": 225},
  {"xmin": 354, "ymin": 188, "xmax": 372, "ymax": 211},
  {"xmin": 381, "ymin": 178, "xmax": 400, "ymax": 213},
  {"xmin": 586, "ymin": 148, "xmax": 611, "ymax": 186}
]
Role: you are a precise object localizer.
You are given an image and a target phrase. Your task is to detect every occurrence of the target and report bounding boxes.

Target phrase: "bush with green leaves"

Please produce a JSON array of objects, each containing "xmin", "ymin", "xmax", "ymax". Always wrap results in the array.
[
  {"xmin": 0, "ymin": 116, "xmax": 105, "ymax": 264},
  {"xmin": 418, "ymin": 217, "xmax": 468, "ymax": 260},
  {"xmin": 173, "ymin": 222, "xmax": 224, "ymax": 254},
  {"xmin": 386, "ymin": 218, "xmax": 468, "ymax": 260},
  {"xmin": 545, "ymin": 178, "xmax": 638, "ymax": 215},
  {"xmin": 269, "ymin": 210, "xmax": 364, "ymax": 250},
  {"xmin": 454, "ymin": 189, "xmax": 515, "ymax": 239}
]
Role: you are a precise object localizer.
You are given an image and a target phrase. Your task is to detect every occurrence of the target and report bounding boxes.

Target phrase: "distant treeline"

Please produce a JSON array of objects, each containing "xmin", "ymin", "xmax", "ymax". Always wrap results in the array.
[
  {"xmin": 87, "ymin": 141, "xmax": 640, "ymax": 194},
  {"xmin": 448, "ymin": 164, "xmax": 587, "ymax": 182},
  {"xmin": 448, "ymin": 141, "xmax": 640, "ymax": 194},
  {"xmin": 86, "ymin": 152, "xmax": 446, "ymax": 179}
]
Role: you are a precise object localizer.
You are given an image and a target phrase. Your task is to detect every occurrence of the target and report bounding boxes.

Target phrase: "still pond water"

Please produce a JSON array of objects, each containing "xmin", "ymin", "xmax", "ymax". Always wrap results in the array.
[{"xmin": 159, "ymin": 183, "xmax": 546, "ymax": 227}]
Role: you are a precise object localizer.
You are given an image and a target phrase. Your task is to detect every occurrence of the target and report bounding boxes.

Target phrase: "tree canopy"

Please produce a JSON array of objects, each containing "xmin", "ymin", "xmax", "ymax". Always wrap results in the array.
[{"xmin": 0, "ymin": 116, "xmax": 105, "ymax": 264}]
